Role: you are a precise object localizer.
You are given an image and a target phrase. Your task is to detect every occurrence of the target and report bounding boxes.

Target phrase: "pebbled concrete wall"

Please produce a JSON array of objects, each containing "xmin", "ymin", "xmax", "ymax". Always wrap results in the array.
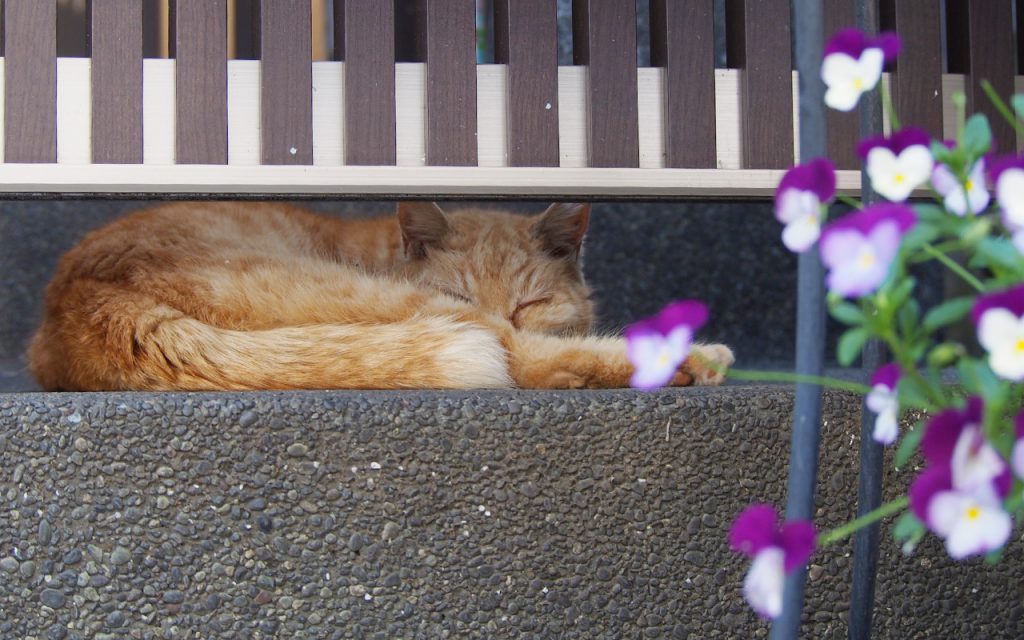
[{"xmin": 0, "ymin": 387, "xmax": 1020, "ymax": 639}]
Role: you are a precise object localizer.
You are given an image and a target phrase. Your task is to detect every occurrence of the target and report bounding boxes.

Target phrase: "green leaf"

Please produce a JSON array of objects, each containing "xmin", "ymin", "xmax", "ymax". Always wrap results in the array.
[
  {"xmin": 829, "ymin": 301, "xmax": 865, "ymax": 326},
  {"xmin": 892, "ymin": 511, "xmax": 926, "ymax": 555},
  {"xmin": 972, "ymin": 237, "xmax": 1024, "ymax": 275},
  {"xmin": 1012, "ymin": 94, "xmax": 1024, "ymax": 120},
  {"xmin": 957, "ymin": 359, "xmax": 1000, "ymax": 398},
  {"xmin": 894, "ymin": 419, "xmax": 927, "ymax": 469},
  {"xmin": 962, "ymin": 113, "xmax": 993, "ymax": 156},
  {"xmin": 929, "ymin": 140, "xmax": 959, "ymax": 171},
  {"xmin": 899, "ymin": 222, "xmax": 940, "ymax": 252},
  {"xmin": 984, "ymin": 547, "xmax": 1004, "ymax": 566},
  {"xmin": 898, "ymin": 300, "xmax": 921, "ymax": 339},
  {"xmin": 898, "ymin": 376, "xmax": 936, "ymax": 411},
  {"xmin": 888, "ymin": 277, "xmax": 916, "ymax": 309},
  {"xmin": 922, "ymin": 296, "xmax": 974, "ymax": 333},
  {"xmin": 837, "ymin": 327, "xmax": 869, "ymax": 367}
]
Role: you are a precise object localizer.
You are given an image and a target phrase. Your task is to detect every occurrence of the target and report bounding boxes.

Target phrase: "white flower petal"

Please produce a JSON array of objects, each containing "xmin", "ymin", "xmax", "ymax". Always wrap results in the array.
[
  {"xmin": 743, "ymin": 547, "xmax": 785, "ymax": 619},
  {"xmin": 943, "ymin": 503, "xmax": 1012, "ymax": 560},
  {"xmin": 1013, "ymin": 439, "xmax": 1024, "ymax": 481},
  {"xmin": 978, "ymin": 308, "xmax": 1024, "ymax": 382},
  {"xmin": 997, "ymin": 169, "xmax": 1024, "ymax": 229},
  {"xmin": 782, "ymin": 214, "xmax": 821, "ymax": 252},
  {"xmin": 777, "ymin": 189, "xmax": 819, "ymax": 225},
  {"xmin": 872, "ymin": 409, "xmax": 899, "ymax": 445},
  {"xmin": 867, "ymin": 146, "xmax": 932, "ymax": 202},
  {"xmin": 822, "ymin": 54, "xmax": 867, "ymax": 112},
  {"xmin": 950, "ymin": 425, "xmax": 1006, "ymax": 491},
  {"xmin": 1013, "ymin": 230, "xmax": 1024, "ymax": 255}
]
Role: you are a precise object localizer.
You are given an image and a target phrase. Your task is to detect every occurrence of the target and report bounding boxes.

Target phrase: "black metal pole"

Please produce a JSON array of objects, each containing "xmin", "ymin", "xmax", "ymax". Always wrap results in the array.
[
  {"xmin": 770, "ymin": 1, "xmax": 827, "ymax": 638},
  {"xmin": 848, "ymin": 2, "xmax": 885, "ymax": 638}
]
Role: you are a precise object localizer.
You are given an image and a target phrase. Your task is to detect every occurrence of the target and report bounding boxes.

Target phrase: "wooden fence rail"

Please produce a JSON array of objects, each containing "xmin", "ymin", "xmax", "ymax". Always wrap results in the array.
[{"xmin": 0, "ymin": 0, "xmax": 1020, "ymax": 198}]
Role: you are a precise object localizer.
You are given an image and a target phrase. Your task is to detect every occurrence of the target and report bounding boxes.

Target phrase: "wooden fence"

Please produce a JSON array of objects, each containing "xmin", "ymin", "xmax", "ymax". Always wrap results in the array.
[{"xmin": 0, "ymin": 0, "xmax": 1021, "ymax": 198}]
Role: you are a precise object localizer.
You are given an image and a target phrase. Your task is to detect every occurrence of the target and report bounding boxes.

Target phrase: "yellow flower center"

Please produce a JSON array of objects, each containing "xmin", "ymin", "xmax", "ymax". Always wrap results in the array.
[
  {"xmin": 657, "ymin": 350, "xmax": 672, "ymax": 368},
  {"xmin": 966, "ymin": 505, "xmax": 981, "ymax": 521},
  {"xmin": 1016, "ymin": 338, "xmax": 1024, "ymax": 353},
  {"xmin": 965, "ymin": 179, "xmax": 974, "ymax": 191},
  {"xmin": 894, "ymin": 174, "xmax": 905, "ymax": 184},
  {"xmin": 859, "ymin": 251, "xmax": 876, "ymax": 269},
  {"xmin": 853, "ymin": 78, "xmax": 864, "ymax": 91}
]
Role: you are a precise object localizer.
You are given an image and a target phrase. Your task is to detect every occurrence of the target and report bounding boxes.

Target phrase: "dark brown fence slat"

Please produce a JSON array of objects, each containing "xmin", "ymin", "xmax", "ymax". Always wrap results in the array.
[
  {"xmin": 256, "ymin": 0, "xmax": 313, "ymax": 165},
  {"xmin": 650, "ymin": 0, "xmax": 715, "ymax": 168},
  {"xmin": 424, "ymin": 0, "xmax": 476, "ymax": 166},
  {"xmin": 494, "ymin": 0, "xmax": 559, "ymax": 167},
  {"xmin": 880, "ymin": 0, "xmax": 943, "ymax": 142},
  {"xmin": 823, "ymin": 0, "xmax": 858, "ymax": 169},
  {"xmin": 725, "ymin": 0, "xmax": 793, "ymax": 169},
  {"xmin": 89, "ymin": 0, "xmax": 143, "ymax": 163},
  {"xmin": 4, "ymin": 0, "xmax": 56, "ymax": 162},
  {"xmin": 335, "ymin": 0, "xmax": 396, "ymax": 166},
  {"xmin": 572, "ymin": 0, "xmax": 639, "ymax": 168},
  {"xmin": 947, "ymin": 0, "xmax": 1016, "ymax": 155},
  {"xmin": 171, "ymin": 0, "xmax": 228, "ymax": 164}
]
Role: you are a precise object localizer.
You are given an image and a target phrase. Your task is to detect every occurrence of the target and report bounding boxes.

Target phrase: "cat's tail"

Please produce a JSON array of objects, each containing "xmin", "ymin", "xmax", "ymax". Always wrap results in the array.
[{"xmin": 30, "ymin": 303, "xmax": 513, "ymax": 391}]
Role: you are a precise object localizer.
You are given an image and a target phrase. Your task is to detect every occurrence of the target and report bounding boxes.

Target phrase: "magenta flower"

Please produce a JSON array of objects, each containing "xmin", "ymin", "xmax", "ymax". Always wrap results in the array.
[
  {"xmin": 971, "ymin": 284, "xmax": 1024, "ymax": 381},
  {"xmin": 729, "ymin": 504, "xmax": 816, "ymax": 620},
  {"xmin": 819, "ymin": 204, "xmax": 917, "ymax": 298},
  {"xmin": 858, "ymin": 128, "xmax": 933, "ymax": 202},
  {"xmin": 909, "ymin": 398, "xmax": 1013, "ymax": 559},
  {"xmin": 625, "ymin": 300, "xmax": 708, "ymax": 390},
  {"xmin": 774, "ymin": 158, "xmax": 837, "ymax": 252},
  {"xmin": 932, "ymin": 158, "xmax": 990, "ymax": 216},
  {"xmin": 865, "ymin": 363, "xmax": 901, "ymax": 445},
  {"xmin": 821, "ymin": 29, "xmax": 900, "ymax": 112},
  {"xmin": 992, "ymin": 155, "xmax": 1024, "ymax": 252},
  {"xmin": 1012, "ymin": 411, "xmax": 1024, "ymax": 480}
]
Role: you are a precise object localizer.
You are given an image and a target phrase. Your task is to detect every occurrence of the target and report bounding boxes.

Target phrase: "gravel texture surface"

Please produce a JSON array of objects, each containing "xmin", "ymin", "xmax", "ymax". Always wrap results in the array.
[{"xmin": 0, "ymin": 387, "xmax": 1020, "ymax": 639}]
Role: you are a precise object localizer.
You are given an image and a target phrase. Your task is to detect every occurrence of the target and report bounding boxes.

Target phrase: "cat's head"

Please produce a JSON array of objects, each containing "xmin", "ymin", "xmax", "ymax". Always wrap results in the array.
[{"xmin": 397, "ymin": 202, "xmax": 595, "ymax": 335}]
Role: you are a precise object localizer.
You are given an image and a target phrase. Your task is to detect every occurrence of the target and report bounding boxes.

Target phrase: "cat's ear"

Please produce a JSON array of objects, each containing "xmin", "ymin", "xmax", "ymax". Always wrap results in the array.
[
  {"xmin": 398, "ymin": 202, "xmax": 450, "ymax": 259},
  {"xmin": 533, "ymin": 203, "xmax": 591, "ymax": 260}
]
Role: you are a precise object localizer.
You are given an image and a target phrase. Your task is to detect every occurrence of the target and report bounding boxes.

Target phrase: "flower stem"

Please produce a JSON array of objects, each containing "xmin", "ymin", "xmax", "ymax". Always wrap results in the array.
[
  {"xmin": 920, "ymin": 243, "xmax": 985, "ymax": 292},
  {"xmin": 836, "ymin": 194, "xmax": 863, "ymax": 210},
  {"xmin": 980, "ymin": 79, "xmax": 1024, "ymax": 138},
  {"xmin": 722, "ymin": 367, "xmax": 871, "ymax": 395},
  {"xmin": 817, "ymin": 496, "xmax": 909, "ymax": 547},
  {"xmin": 880, "ymin": 80, "xmax": 900, "ymax": 132}
]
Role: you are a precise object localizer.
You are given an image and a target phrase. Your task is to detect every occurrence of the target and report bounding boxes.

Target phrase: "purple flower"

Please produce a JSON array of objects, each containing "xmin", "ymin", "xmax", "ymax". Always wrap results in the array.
[
  {"xmin": 1012, "ymin": 411, "xmax": 1024, "ymax": 481},
  {"xmin": 910, "ymin": 398, "xmax": 1013, "ymax": 559},
  {"xmin": 774, "ymin": 158, "xmax": 836, "ymax": 252},
  {"xmin": 971, "ymin": 284, "xmax": 1024, "ymax": 381},
  {"xmin": 857, "ymin": 129, "xmax": 933, "ymax": 202},
  {"xmin": 821, "ymin": 29, "xmax": 900, "ymax": 112},
  {"xmin": 865, "ymin": 363, "xmax": 901, "ymax": 445},
  {"xmin": 625, "ymin": 300, "xmax": 708, "ymax": 390},
  {"xmin": 819, "ymin": 204, "xmax": 917, "ymax": 298},
  {"xmin": 729, "ymin": 504, "xmax": 816, "ymax": 619},
  {"xmin": 992, "ymin": 155, "xmax": 1024, "ymax": 251},
  {"xmin": 932, "ymin": 158, "xmax": 991, "ymax": 216}
]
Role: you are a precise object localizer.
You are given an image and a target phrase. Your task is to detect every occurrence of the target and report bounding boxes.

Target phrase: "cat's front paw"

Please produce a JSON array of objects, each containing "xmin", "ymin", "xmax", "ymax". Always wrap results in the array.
[{"xmin": 684, "ymin": 343, "xmax": 735, "ymax": 386}]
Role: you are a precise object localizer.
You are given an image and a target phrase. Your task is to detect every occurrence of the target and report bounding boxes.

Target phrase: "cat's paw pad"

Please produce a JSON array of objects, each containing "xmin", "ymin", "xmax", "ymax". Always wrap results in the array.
[{"xmin": 687, "ymin": 344, "xmax": 734, "ymax": 386}]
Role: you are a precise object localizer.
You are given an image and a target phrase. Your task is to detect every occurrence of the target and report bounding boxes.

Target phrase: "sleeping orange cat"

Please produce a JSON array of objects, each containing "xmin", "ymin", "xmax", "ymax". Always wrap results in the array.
[{"xmin": 28, "ymin": 202, "xmax": 733, "ymax": 391}]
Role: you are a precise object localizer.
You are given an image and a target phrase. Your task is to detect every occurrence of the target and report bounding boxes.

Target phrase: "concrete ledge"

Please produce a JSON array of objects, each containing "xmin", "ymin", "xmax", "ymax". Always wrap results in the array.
[{"xmin": 0, "ymin": 387, "xmax": 1019, "ymax": 638}]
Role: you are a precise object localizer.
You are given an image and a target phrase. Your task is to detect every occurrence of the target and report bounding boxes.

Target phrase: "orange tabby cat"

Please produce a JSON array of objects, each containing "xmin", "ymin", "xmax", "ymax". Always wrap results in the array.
[{"xmin": 28, "ymin": 201, "xmax": 733, "ymax": 391}]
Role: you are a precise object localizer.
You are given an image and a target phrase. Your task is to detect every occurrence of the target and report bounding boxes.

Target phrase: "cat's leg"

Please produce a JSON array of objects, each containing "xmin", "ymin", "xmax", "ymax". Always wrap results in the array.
[{"xmin": 501, "ymin": 330, "xmax": 735, "ymax": 389}]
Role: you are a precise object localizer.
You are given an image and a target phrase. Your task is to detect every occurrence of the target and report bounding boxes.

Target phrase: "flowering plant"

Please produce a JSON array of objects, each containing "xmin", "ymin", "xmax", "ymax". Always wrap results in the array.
[{"xmin": 626, "ymin": 27, "xmax": 1024, "ymax": 620}]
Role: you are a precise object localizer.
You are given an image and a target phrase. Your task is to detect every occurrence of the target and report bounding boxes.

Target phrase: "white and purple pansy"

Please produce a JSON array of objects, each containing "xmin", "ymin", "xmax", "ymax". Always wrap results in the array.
[
  {"xmin": 932, "ymin": 157, "xmax": 991, "ymax": 217},
  {"xmin": 821, "ymin": 28, "xmax": 901, "ymax": 112},
  {"xmin": 774, "ymin": 158, "xmax": 837, "ymax": 252},
  {"xmin": 991, "ymin": 155, "xmax": 1024, "ymax": 252},
  {"xmin": 865, "ymin": 363, "xmax": 901, "ymax": 445},
  {"xmin": 971, "ymin": 284, "xmax": 1024, "ymax": 381},
  {"xmin": 625, "ymin": 300, "xmax": 708, "ymax": 390},
  {"xmin": 857, "ymin": 128, "xmax": 933, "ymax": 203},
  {"xmin": 909, "ymin": 398, "xmax": 1014, "ymax": 560},
  {"xmin": 729, "ymin": 504, "xmax": 816, "ymax": 620},
  {"xmin": 819, "ymin": 204, "xmax": 917, "ymax": 298}
]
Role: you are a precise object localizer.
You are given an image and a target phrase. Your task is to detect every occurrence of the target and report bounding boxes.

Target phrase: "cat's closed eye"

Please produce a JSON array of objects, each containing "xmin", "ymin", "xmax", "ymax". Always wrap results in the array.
[
  {"xmin": 436, "ymin": 287, "xmax": 473, "ymax": 304},
  {"xmin": 511, "ymin": 297, "xmax": 551, "ymax": 329}
]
